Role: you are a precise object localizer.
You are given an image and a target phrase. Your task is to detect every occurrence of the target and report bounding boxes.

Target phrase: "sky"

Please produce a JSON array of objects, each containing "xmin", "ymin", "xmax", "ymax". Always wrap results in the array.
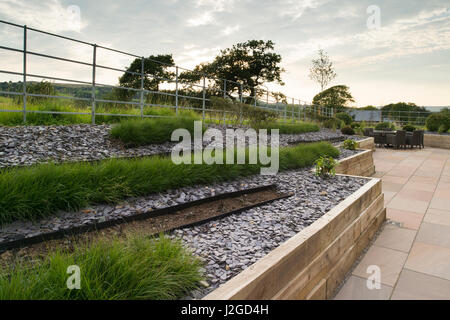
[{"xmin": 0, "ymin": 0, "xmax": 449, "ymax": 107}]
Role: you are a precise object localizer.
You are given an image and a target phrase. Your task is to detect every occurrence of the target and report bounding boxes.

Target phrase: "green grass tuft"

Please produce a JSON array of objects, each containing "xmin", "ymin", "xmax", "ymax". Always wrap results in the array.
[
  {"xmin": 0, "ymin": 234, "xmax": 203, "ymax": 300},
  {"xmin": 110, "ymin": 116, "xmax": 201, "ymax": 146}
]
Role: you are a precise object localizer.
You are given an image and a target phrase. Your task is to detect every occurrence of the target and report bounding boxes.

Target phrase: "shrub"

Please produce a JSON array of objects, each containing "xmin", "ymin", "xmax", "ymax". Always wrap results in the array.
[
  {"xmin": 402, "ymin": 124, "xmax": 416, "ymax": 132},
  {"xmin": 0, "ymin": 142, "xmax": 339, "ymax": 224},
  {"xmin": 342, "ymin": 139, "xmax": 357, "ymax": 150},
  {"xmin": 210, "ymin": 96, "xmax": 277, "ymax": 127},
  {"xmin": 322, "ymin": 118, "xmax": 341, "ymax": 130},
  {"xmin": 375, "ymin": 122, "xmax": 394, "ymax": 131},
  {"xmin": 0, "ymin": 235, "xmax": 203, "ymax": 300},
  {"xmin": 315, "ymin": 156, "xmax": 338, "ymax": 178},
  {"xmin": 243, "ymin": 105, "xmax": 278, "ymax": 128},
  {"xmin": 438, "ymin": 124, "xmax": 449, "ymax": 133},
  {"xmin": 351, "ymin": 123, "xmax": 360, "ymax": 129},
  {"xmin": 14, "ymin": 80, "xmax": 57, "ymax": 105},
  {"xmin": 110, "ymin": 116, "xmax": 201, "ymax": 147},
  {"xmin": 426, "ymin": 113, "xmax": 450, "ymax": 132},
  {"xmin": 341, "ymin": 125, "xmax": 355, "ymax": 135},
  {"xmin": 335, "ymin": 112, "xmax": 353, "ymax": 125}
]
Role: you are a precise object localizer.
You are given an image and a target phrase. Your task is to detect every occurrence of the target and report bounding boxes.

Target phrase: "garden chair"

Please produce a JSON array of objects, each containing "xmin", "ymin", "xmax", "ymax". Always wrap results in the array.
[
  {"xmin": 419, "ymin": 130, "xmax": 424, "ymax": 148},
  {"xmin": 374, "ymin": 131, "xmax": 385, "ymax": 147},
  {"xmin": 386, "ymin": 130, "xmax": 406, "ymax": 149},
  {"xmin": 363, "ymin": 127, "xmax": 374, "ymax": 137},
  {"xmin": 406, "ymin": 130, "xmax": 422, "ymax": 149}
]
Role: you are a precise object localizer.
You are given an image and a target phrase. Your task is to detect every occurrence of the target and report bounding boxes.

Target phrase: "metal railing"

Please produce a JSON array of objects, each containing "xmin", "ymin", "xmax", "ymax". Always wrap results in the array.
[
  {"xmin": 0, "ymin": 19, "xmax": 336, "ymax": 125},
  {"xmin": 345, "ymin": 108, "xmax": 434, "ymax": 126}
]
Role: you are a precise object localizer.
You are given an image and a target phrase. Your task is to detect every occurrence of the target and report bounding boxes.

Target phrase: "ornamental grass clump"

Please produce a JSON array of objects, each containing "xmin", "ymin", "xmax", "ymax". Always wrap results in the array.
[
  {"xmin": 0, "ymin": 235, "xmax": 203, "ymax": 300},
  {"xmin": 110, "ymin": 116, "xmax": 201, "ymax": 147}
]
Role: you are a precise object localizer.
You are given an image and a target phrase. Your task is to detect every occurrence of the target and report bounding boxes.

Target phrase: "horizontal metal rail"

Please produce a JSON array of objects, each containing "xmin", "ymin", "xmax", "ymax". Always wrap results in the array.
[{"xmin": 0, "ymin": 19, "xmax": 340, "ymax": 124}]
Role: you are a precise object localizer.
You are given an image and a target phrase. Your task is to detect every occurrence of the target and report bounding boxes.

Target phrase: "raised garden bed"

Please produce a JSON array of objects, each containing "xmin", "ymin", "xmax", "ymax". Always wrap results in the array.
[
  {"xmin": 335, "ymin": 149, "xmax": 375, "ymax": 177},
  {"xmin": 0, "ymin": 124, "xmax": 350, "ymax": 168},
  {"xmin": 355, "ymin": 137, "xmax": 375, "ymax": 151},
  {"xmin": 202, "ymin": 176, "xmax": 385, "ymax": 300}
]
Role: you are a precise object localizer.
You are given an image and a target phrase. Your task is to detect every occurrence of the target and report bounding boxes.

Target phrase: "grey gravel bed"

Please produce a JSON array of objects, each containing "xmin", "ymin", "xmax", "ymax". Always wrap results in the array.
[
  {"xmin": 0, "ymin": 146, "xmax": 364, "ymax": 246},
  {"xmin": 0, "ymin": 124, "xmax": 356, "ymax": 168},
  {"xmin": 174, "ymin": 170, "xmax": 368, "ymax": 299},
  {"xmin": 336, "ymin": 147, "xmax": 363, "ymax": 159}
]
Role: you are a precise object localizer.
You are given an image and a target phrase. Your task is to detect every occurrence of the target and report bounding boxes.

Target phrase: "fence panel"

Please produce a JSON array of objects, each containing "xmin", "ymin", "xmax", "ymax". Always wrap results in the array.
[{"xmin": 0, "ymin": 19, "xmax": 336, "ymax": 125}]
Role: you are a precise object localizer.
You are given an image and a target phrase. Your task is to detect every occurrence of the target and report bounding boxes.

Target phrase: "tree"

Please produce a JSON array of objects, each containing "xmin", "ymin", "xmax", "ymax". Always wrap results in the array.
[
  {"xmin": 312, "ymin": 85, "xmax": 355, "ymax": 112},
  {"xmin": 381, "ymin": 102, "xmax": 430, "ymax": 123},
  {"xmin": 360, "ymin": 105, "xmax": 378, "ymax": 110},
  {"xmin": 181, "ymin": 40, "xmax": 285, "ymax": 102},
  {"xmin": 309, "ymin": 49, "xmax": 336, "ymax": 91},
  {"xmin": 272, "ymin": 92, "xmax": 288, "ymax": 104},
  {"xmin": 116, "ymin": 54, "xmax": 175, "ymax": 101}
]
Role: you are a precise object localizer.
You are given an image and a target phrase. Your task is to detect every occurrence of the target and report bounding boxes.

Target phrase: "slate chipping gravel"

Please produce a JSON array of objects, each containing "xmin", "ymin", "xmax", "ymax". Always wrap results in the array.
[
  {"xmin": 172, "ymin": 171, "xmax": 367, "ymax": 299},
  {"xmin": 0, "ymin": 124, "xmax": 359, "ymax": 168},
  {"xmin": 0, "ymin": 123, "xmax": 369, "ymax": 298}
]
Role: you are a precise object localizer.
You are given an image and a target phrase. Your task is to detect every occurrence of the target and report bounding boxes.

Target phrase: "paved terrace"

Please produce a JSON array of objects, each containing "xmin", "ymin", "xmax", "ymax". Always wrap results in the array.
[{"xmin": 335, "ymin": 147, "xmax": 450, "ymax": 299}]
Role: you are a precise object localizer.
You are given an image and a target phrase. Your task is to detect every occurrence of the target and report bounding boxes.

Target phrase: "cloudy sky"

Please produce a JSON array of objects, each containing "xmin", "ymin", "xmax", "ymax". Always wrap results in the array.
[{"xmin": 0, "ymin": 0, "xmax": 449, "ymax": 107}]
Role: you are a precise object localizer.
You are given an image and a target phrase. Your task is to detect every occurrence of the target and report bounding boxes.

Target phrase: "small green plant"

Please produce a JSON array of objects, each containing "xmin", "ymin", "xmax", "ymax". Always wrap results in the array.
[
  {"xmin": 322, "ymin": 117, "xmax": 341, "ymax": 130},
  {"xmin": 402, "ymin": 124, "xmax": 416, "ymax": 132},
  {"xmin": 315, "ymin": 156, "xmax": 338, "ymax": 178},
  {"xmin": 342, "ymin": 139, "xmax": 357, "ymax": 150},
  {"xmin": 341, "ymin": 125, "xmax": 355, "ymax": 135},
  {"xmin": 335, "ymin": 112, "xmax": 353, "ymax": 125},
  {"xmin": 375, "ymin": 122, "xmax": 395, "ymax": 131}
]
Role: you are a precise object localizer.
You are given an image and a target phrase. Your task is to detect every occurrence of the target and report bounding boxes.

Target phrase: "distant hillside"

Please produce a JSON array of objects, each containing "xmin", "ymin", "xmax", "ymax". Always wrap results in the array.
[{"xmin": 0, "ymin": 81, "xmax": 111, "ymax": 99}]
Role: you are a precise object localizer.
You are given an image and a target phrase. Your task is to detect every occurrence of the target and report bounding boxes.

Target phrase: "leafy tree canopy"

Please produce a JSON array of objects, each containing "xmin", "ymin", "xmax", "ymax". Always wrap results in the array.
[
  {"xmin": 360, "ymin": 105, "xmax": 378, "ymax": 110},
  {"xmin": 180, "ymin": 40, "xmax": 284, "ymax": 101},
  {"xmin": 116, "ymin": 54, "xmax": 174, "ymax": 100},
  {"xmin": 312, "ymin": 85, "xmax": 355, "ymax": 112},
  {"xmin": 381, "ymin": 102, "xmax": 428, "ymax": 113}
]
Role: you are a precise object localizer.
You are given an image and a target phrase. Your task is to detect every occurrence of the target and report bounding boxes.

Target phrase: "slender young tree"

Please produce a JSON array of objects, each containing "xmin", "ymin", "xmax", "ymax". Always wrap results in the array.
[{"xmin": 309, "ymin": 49, "xmax": 336, "ymax": 92}]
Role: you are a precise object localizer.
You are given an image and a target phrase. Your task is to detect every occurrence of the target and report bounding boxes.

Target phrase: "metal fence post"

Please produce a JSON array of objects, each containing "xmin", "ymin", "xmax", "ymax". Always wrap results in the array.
[
  {"xmin": 140, "ymin": 56, "xmax": 144, "ymax": 119},
  {"xmin": 22, "ymin": 25, "xmax": 27, "ymax": 123},
  {"xmin": 292, "ymin": 98, "xmax": 294, "ymax": 123},
  {"xmin": 223, "ymin": 80, "xmax": 226, "ymax": 98},
  {"xmin": 202, "ymin": 75, "xmax": 206, "ymax": 121},
  {"xmin": 91, "ymin": 44, "xmax": 97, "ymax": 125},
  {"xmin": 240, "ymin": 83, "xmax": 243, "ymax": 103},
  {"xmin": 175, "ymin": 66, "xmax": 179, "ymax": 116}
]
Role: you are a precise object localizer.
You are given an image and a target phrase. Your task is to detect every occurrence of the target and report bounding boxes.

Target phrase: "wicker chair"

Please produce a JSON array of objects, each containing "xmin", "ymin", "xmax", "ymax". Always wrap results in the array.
[
  {"xmin": 406, "ymin": 130, "xmax": 423, "ymax": 149},
  {"xmin": 363, "ymin": 127, "xmax": 374, "ymax": 137},
  {"xmin": 374, "ymin": 131, "xmax": 386, "ymax": 147},
  {"xmin": 419, "ymin": 130, "xmax": 424, "ymax": 148},
  {"xmin": 386, "ymin": 130, "xmax": 406, "ymax": 149}
]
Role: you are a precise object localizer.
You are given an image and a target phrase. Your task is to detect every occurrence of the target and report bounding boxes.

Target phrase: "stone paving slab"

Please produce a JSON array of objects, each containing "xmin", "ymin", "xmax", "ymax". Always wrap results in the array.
[{"xmin": 334, "ymin": 147, "xmax": 450, "ymax": 300}]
